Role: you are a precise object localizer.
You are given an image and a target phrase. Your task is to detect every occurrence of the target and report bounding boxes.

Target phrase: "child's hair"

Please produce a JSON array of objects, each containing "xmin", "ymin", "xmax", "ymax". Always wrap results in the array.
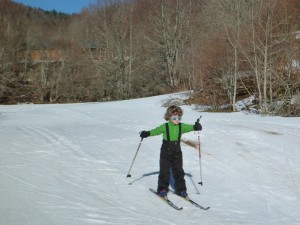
[{"xmin": 164, "ymin": 105, "xmax": 183, "ymax": 121}]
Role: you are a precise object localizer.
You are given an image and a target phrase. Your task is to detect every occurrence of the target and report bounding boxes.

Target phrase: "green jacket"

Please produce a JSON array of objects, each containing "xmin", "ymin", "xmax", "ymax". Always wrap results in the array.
[{"xmin": 149, "ymin": 121, "xmax": 195, "ymax": 141}]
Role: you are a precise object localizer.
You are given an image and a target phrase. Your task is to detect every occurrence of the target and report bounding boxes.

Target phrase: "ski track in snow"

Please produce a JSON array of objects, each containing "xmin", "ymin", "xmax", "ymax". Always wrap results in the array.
[{"xmin": 1, "ymin": 94, "xmax": 300, "ymax": 225}]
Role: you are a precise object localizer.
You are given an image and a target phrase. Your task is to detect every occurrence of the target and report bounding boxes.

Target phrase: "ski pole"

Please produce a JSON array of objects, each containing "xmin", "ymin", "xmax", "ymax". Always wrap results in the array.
[
  {"xmin": 197, "ymin": 116, "xmax": 203, "ymax": 186},
  {"xmin": 126, "ymin": 138, "xmax": 143, "ymax": 178}
]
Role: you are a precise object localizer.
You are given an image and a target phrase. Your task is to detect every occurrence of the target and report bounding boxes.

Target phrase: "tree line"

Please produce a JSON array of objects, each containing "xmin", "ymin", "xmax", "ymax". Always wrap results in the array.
[{"xmin": 0, "ymin": 0, "xmax": 300, "ymax": 116}]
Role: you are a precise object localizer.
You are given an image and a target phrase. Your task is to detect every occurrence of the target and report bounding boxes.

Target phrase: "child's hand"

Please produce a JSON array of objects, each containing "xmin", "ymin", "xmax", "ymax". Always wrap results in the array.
[
  {"xmin": 194, "ymin": 122, "xmax": 202, "ymax": 131},
  {"xmin": 140, "ymin": 131, "xmax": 150, "ymax": 138}
]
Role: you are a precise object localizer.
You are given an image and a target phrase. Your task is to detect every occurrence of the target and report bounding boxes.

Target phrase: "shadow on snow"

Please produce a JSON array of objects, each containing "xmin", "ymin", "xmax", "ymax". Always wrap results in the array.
[{"xmin": 128, "ymin": 170, "xmax": 201, "ymax": 194}]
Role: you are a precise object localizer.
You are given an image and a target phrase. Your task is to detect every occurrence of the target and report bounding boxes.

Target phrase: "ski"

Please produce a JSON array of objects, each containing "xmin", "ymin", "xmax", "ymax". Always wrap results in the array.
[
  {"xmin": 183, "ymin": 197, "xmax": 210, "ymax": 210},
  {"xmin": 149, "ymin": 188, "xmax": 183, "ymax": 210},
  {"xmin": 171, "ymin": 191, "xmax": 210, "ymax": 210}
]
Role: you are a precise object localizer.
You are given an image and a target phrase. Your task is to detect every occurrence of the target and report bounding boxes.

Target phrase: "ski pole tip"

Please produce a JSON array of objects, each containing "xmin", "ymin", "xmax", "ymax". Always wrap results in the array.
[{"xmin": 127, "ymin": 174, "xmax": 131, "ymax": 178}]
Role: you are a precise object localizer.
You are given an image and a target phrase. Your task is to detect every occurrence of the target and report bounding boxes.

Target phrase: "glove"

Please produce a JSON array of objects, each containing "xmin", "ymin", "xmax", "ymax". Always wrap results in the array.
[
  {"xmin": 194, "ymin": 121, "xmax": 202, "ymax": 131},
  {"xmin": 140, "ymin": 131, "xmax": 150, "ymax": 138}
]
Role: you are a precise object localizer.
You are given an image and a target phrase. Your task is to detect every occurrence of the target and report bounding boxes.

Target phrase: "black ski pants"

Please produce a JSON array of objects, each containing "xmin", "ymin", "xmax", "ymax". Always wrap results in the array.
[{"xmin": 157, "ymin": 140, "xmax": 186, "ymax": 194}]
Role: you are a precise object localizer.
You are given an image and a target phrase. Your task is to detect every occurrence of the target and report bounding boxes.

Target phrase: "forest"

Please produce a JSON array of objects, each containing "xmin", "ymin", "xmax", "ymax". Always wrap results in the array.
[{"xmin": 0, "ymin": 0, "xmax": 300, "ymax": 116}]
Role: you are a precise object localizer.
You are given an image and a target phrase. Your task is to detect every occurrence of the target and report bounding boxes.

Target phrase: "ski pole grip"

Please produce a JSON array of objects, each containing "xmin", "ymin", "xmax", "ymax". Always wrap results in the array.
[{"xmin": 196, "ymin": 115, "xmax": 202, "ymax": 123}]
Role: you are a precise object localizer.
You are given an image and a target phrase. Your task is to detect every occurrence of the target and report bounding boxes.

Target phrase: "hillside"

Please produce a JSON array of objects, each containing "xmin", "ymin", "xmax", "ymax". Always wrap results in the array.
[
  {"xmin": 1, "ymin": 0, "xmax": 300, "ymax": 116},
  {"xmin": 1, "ymin": 93, "xmax": 300, "ymax": 224}
]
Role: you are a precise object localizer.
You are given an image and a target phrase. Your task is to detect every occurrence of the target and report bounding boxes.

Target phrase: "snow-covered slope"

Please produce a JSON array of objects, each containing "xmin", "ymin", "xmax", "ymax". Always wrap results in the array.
[{"xmin": 1, "ymin": 93, "xmax": 300, "ymax": 225}]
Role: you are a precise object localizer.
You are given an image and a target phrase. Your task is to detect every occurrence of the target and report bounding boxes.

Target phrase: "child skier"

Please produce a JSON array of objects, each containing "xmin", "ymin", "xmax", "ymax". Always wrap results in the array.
[{"xmin": 140, "ymin": 105, "xmax": 202, "ymax": 197}]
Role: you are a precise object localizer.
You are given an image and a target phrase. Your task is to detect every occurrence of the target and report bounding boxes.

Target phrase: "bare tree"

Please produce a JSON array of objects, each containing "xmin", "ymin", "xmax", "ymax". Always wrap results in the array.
[
  {"xmin": 145, "ymin": 0, "xmax": 193, "ymax": 90},
  {"xmin": 0, "ymin": 12, "xmax": 26, "ymax": 102},
  {"xmin": 85, "ymin": 0, "xmax": 139, "ymax": 100},
  {"xmin": 200, "ymin": 0, "xmax": 249, "ymax": 111},
  {"xmin": 241, "ymin": 0, "xmax": 290, "ymax": 112}
]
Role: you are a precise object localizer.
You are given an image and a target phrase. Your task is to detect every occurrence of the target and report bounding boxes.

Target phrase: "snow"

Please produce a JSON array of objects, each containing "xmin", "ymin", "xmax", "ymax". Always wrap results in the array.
[
  {"xmin": 235, "ymin": 96, "xmax": 256, "ymax": 111},
  {"xmin": 1, "ymin": 93, "xmax": 300, "ymax": 225}
]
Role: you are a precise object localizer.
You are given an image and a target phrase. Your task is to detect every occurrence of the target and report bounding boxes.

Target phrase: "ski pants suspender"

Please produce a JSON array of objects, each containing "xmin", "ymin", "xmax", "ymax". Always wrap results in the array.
[{"xmin": 165, "ymin": 123, "xmax": 181, "ymax": 142}]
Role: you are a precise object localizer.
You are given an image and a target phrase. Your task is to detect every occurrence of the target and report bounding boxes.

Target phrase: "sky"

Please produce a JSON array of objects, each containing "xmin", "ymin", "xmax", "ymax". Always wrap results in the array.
[
  {"xmin": 1, "ymin": 92, "xmax": 300, "ymax": 225},
  {"xmin": 12, "ymin": 0, "xmax": 99, "ymax": 14}
]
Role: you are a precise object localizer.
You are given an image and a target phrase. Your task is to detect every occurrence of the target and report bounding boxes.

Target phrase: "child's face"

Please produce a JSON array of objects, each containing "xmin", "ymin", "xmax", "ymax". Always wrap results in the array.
[{"xmin": 170, "ymin": 114, "xmax": 182, "ymax": 125}]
